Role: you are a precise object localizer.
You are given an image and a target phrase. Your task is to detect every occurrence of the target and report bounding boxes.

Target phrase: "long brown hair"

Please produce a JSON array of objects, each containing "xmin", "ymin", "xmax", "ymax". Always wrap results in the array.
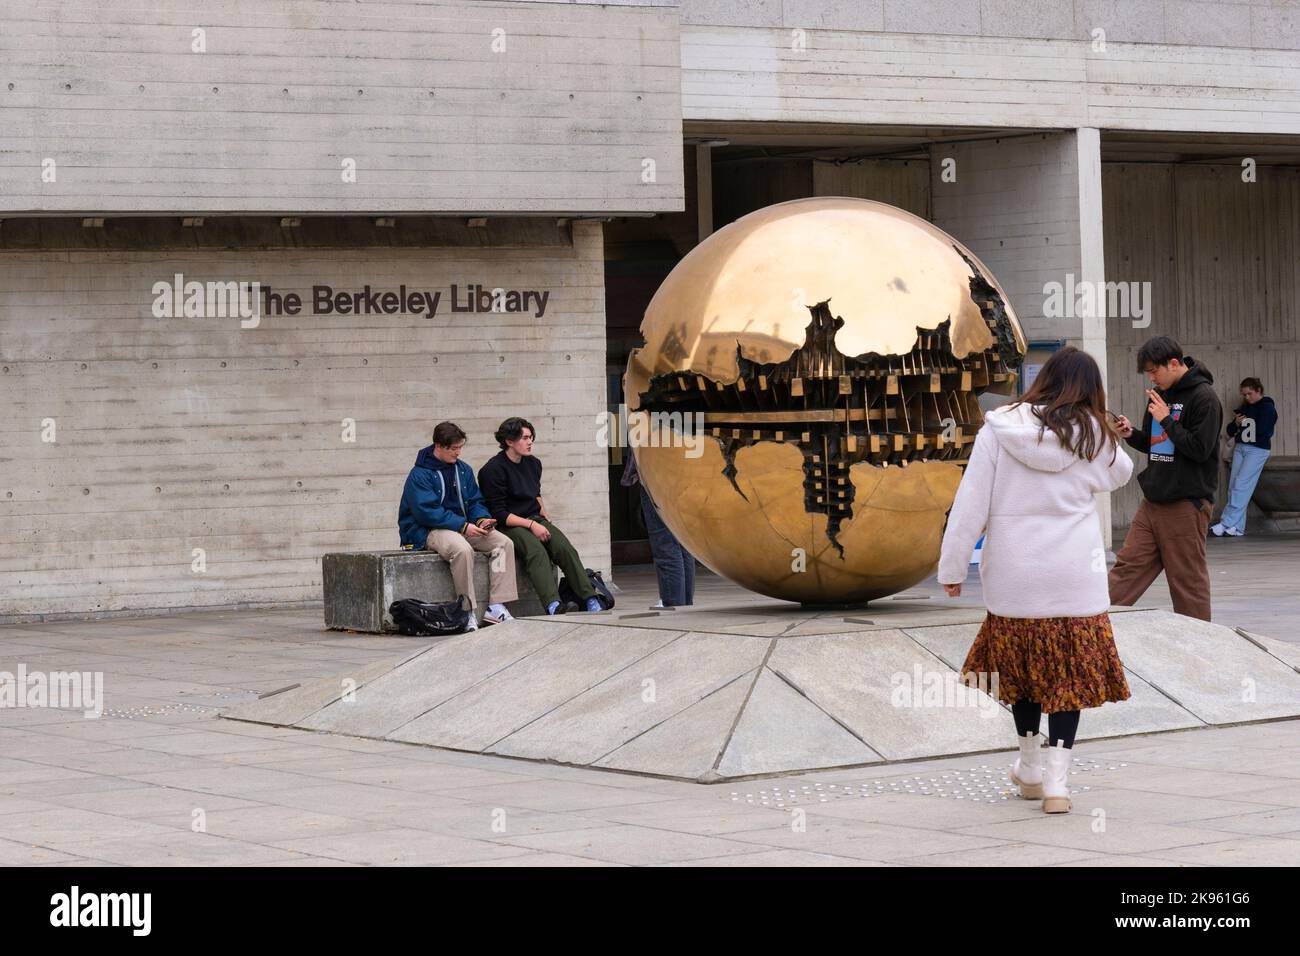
[{"xmin": 1008, "ymin": 346, "xmax": 1118, "ymax": 464}]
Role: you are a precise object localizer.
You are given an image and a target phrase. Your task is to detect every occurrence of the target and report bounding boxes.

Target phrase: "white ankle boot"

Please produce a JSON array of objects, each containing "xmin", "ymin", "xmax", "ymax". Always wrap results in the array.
[
  {"xmin": 1009, "ymin": 732, "xmax": 1043, "ymax": 799},
  {"xmin": 1042, "ymin": 743, "xmax": 1073, "ymax": 813}
]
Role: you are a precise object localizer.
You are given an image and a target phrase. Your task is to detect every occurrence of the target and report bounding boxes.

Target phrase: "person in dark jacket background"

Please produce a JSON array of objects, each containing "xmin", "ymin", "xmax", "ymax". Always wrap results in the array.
[
  {"xmin": 1109, "ymin": 336, "xmax": 1223, "ymax": 621},
  {"xmin": 478, "ymin": 417, "xmax": 602, "ymax": 616},
  {"xmin": 1213, "ymin": 377, "xmax": 1278, "ymax": 537},
  {"xmin": 398, "ymin": 421, "xmax": 518, "ymax": 629}
]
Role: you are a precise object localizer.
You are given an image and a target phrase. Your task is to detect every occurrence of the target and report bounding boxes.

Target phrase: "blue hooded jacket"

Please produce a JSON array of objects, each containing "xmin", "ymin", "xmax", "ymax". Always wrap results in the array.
[{"xmin": 397, "ymin": 446, "xmax": 492, "ymax": 548}]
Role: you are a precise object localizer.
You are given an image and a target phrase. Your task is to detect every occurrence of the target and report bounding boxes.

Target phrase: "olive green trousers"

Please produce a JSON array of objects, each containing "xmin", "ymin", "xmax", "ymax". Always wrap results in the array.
[{"xmin": 502, "ymin": 518, "xmax": 596, "ymax": 608}]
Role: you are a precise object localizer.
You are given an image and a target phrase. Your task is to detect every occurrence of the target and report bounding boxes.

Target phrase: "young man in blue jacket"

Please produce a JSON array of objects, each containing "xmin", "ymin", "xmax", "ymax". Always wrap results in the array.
[{"xmin": 398, "ymin": 422, "xmax": 518, "ymax": 629}]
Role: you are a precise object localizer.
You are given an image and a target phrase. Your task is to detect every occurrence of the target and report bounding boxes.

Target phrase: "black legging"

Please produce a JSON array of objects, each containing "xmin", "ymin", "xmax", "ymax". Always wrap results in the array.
[{"xmin": 1012, "ymin": 700, "xmax": 1080, "ymax": 749}]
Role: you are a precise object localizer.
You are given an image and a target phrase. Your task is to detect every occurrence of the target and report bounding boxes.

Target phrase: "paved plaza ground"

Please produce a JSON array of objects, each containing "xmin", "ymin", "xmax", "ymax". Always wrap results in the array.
[{"xmin": 2, "ymin": 534, "xmax": 1298, "ymax": 867}]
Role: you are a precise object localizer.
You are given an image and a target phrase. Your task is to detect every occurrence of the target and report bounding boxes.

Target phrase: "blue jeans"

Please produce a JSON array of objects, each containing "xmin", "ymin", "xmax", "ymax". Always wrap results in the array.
[
  {"xmin": 1220, "ymin": 443, "xmax": 1270, "ymax": 531},
  {"xmin": 640, "ymin": 485, "xmax": 695, "ymax": 606}
]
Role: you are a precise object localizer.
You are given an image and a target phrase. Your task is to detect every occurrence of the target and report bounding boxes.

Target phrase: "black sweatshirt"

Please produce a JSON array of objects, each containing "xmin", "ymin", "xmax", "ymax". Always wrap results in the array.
[
  {"xmin": 478, "ymin": 451, "xmax": 544, "ymax": 525},
  {"xmin": 1122, "ymin": 357, "xmax": 1223, "ymax": 504}
]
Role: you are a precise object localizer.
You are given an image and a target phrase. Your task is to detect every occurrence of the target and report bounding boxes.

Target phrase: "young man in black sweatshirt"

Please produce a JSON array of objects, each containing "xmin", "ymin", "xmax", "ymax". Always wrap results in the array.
[
  {"xmin": 477, "ymin": 417, "xmax": 602, "ymax": 615},
  {"xmin": 1109, "ymin": 336, "xmax": 1223, "ymax": 621}
]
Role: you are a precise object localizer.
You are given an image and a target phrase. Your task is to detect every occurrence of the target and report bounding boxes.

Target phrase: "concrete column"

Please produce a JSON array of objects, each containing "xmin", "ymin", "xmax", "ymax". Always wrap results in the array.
[
  {"xmin": 695, "ymin": 144, "xmax": 714, "ymax": 241},
  {"xmin": 1074, "ymin": 127, "xmax": 1113, "ymax": 548},
  {"xmin": 931, "ymin": 129, "xmax": 1113, "ymax": 548}
]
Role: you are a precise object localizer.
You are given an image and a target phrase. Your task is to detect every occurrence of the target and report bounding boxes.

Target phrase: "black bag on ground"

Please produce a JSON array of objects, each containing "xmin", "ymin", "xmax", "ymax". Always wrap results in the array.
[
  {"xmin": 558, "ymin": 569, "xmax": 615, "ymax": 610},
  {"xmin": 388, "ymin": 595, "xmax": 472, "ymax": 636}
]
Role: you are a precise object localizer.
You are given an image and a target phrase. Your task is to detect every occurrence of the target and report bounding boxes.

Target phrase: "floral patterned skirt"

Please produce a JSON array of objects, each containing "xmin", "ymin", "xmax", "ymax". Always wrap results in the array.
[{"xmin": 961, "ymin": 611, "xmax": 1131, "ymax": 713}]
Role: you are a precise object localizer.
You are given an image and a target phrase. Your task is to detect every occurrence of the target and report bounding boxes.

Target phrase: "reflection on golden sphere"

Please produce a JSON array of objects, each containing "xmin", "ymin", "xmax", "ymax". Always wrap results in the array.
[{"xmin": 625, "ymin": 197, "xmax": 1026, "ymax": 605}]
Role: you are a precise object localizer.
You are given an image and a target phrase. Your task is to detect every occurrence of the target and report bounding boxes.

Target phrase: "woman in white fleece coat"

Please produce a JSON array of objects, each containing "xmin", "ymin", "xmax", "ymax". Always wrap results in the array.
[{"xmin": 938, "ymin": 346, "xmax": 1134, "ymax": 814}]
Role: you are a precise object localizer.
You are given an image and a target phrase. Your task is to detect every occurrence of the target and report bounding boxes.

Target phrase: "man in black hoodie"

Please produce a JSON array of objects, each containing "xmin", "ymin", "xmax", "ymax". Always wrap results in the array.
[{"xmin": 1109, "ymin": 336, "xmax": 1222, "ymax": 621}]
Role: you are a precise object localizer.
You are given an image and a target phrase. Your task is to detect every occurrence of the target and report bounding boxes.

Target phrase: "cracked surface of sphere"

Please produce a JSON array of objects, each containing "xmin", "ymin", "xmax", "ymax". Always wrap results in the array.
[{"xmin": 624, "ymin": 197, "xmax": 1027, "ymax": 605}]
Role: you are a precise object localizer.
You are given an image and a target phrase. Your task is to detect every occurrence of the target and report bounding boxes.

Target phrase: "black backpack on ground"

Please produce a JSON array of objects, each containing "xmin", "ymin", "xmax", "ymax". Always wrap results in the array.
[
  {"xmin": 389, "ymin": 595, "xmax": 473, "ymax": 636},
  {"xmin": 558, "ymin": 569, "xmax": 615, "ymax": 610}
]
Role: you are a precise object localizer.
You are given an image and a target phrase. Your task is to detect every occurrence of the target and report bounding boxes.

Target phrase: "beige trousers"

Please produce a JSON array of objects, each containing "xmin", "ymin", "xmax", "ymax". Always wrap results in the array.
[{"xmin": 425, "ymin": 528, "xmax": 518, "ymax": 610}]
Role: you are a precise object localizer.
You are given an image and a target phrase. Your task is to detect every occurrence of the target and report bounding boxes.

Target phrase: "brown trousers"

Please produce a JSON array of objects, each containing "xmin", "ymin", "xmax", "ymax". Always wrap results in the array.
[
  {"xmin": 1108, "ymin": 498, "xmax": 1212, "ymax": 621},
  {"xmin": 425, "ymin": 527, "xmax": 518, "ymax": 610}
]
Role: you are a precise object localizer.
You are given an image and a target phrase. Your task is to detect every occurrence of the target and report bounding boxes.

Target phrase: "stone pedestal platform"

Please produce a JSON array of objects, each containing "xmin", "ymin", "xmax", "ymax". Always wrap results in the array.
[{"xmin": 226, "ymin": 598, "xmax": 1300, "ymax": 782}]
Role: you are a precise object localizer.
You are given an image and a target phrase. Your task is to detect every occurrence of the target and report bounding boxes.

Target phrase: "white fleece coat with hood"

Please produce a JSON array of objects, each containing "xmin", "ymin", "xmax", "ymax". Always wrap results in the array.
[{"xmin": 937, "ymin": 401, "xmax": 1134, "ymax": 618}]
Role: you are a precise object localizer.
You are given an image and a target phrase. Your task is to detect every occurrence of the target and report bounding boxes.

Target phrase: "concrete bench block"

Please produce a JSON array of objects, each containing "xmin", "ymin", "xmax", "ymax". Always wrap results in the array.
[
  {"xmin": 1254, "ymin": 455, "xmax": 1300, "ymax": 516},
  {"xmin": 322, "ymin": 550, "xmax": 545, "ymax": 633}
]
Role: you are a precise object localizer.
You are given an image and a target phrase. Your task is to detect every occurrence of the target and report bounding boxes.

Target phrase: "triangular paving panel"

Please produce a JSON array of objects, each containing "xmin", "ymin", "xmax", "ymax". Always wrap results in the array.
[
  {"xmin": 594, "ymin": 671, "xmax": 756, "ymax": 779},
  {"xmin": 1109, "ymin": 610, "xmax": 1300, "ymax": 723},
  {"xmin": 223, "ymin": 606, "xmax": 1300, "ymax": 782},
  {"xmin": 766, "ymin": 628, "xmax": 1016, "ymax": 760},
  {"xmin": 223, "ymin": 650, "xmax": 426, "ymax": 726},
  {"xmin": 491, "ymin": 630, "xmax": 770, "ymax": 765},
  {"xmin": 716, "ymin": 668, "xmax": 883, "ymax": 778},
  {"xmin": 391, "ymin": 623, "xmax": 682, "ymax": 750},
  {"xmin": 297, "ymin": 618, "xmax": 576, "ymax": 737},
  {"xmin": 1238, "ymin": 629, "xmax": 1300, "ymax": 673}
]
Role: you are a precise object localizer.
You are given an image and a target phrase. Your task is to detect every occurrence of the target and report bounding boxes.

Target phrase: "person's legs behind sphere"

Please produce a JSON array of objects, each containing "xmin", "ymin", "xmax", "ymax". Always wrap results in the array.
[
  {"xmin": 680, "ymin": 541, "xmax": 696, "ymax": 606},
  {"xmin": 640, "ymin": 485, "xmax": 692, "ymax": 607}
]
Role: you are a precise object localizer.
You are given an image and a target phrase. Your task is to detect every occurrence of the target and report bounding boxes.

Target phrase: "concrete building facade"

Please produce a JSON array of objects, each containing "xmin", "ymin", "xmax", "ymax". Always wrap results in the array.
[{"xmin": 3, "ymin": 0, "xmax": 1297, "ymax": 618}]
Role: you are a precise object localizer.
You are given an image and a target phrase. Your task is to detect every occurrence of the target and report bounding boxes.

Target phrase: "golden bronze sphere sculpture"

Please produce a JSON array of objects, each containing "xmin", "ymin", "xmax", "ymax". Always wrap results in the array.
[{"xmin": 624, "ymin": 197, "xmax": 1026, "ymax": 605}]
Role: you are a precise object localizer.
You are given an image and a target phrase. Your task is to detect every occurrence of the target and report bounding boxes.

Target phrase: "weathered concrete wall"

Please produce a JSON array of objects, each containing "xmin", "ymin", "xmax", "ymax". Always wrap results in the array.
[
  {"xmin": 0, "ymin": 221, "xmax": 611, "ymax": 619},
  {"xmin": 1103, "ymin": 162, "xmax": 1300, "ymax": 528},
  {"xmin": 1, "ymin": 0, "xmax": 683, "ymax": 215},
  {"xmin": 930, "ymin": 132, "xmax": 1102, "ymax": 351},
  {"xmin": 680, "ymin": 2, "xmax": 1300, "ymax": 132},
  {"xmin": 930, "ymin": 129, "xmax": 1114, "ymax": 543},
  {"xmin": 682, "ymin": 0, "xmax": 1300, "ymax": 50}
]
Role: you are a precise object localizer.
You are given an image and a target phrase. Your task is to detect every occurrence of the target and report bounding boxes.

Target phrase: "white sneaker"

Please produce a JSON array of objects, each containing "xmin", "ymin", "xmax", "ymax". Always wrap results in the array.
[
  {"xmin": 1009, "ymin": 732, "xmax": 1043, "ymax": 800},
  {"xmin": 1042, "ymin": 744, "xmax": 1073, "ymax": 814},
  {"xmin": 1225, "ymin": 526, "xmax": 1245, "ymax": 537},
  {"xmin": 482, "ymin": 606, "xmax": 514, "ymax": 625},
  {"xmin": 650, "ymin": 600, "xmax": 665, "ymax": 610},
  {"xmin": 464, "ymin": 615, "xmax": 478, "ymax": 632},
  {"xmin": 1210, "ymin": 523, "xmax": 1226, "ymax": 537}
]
